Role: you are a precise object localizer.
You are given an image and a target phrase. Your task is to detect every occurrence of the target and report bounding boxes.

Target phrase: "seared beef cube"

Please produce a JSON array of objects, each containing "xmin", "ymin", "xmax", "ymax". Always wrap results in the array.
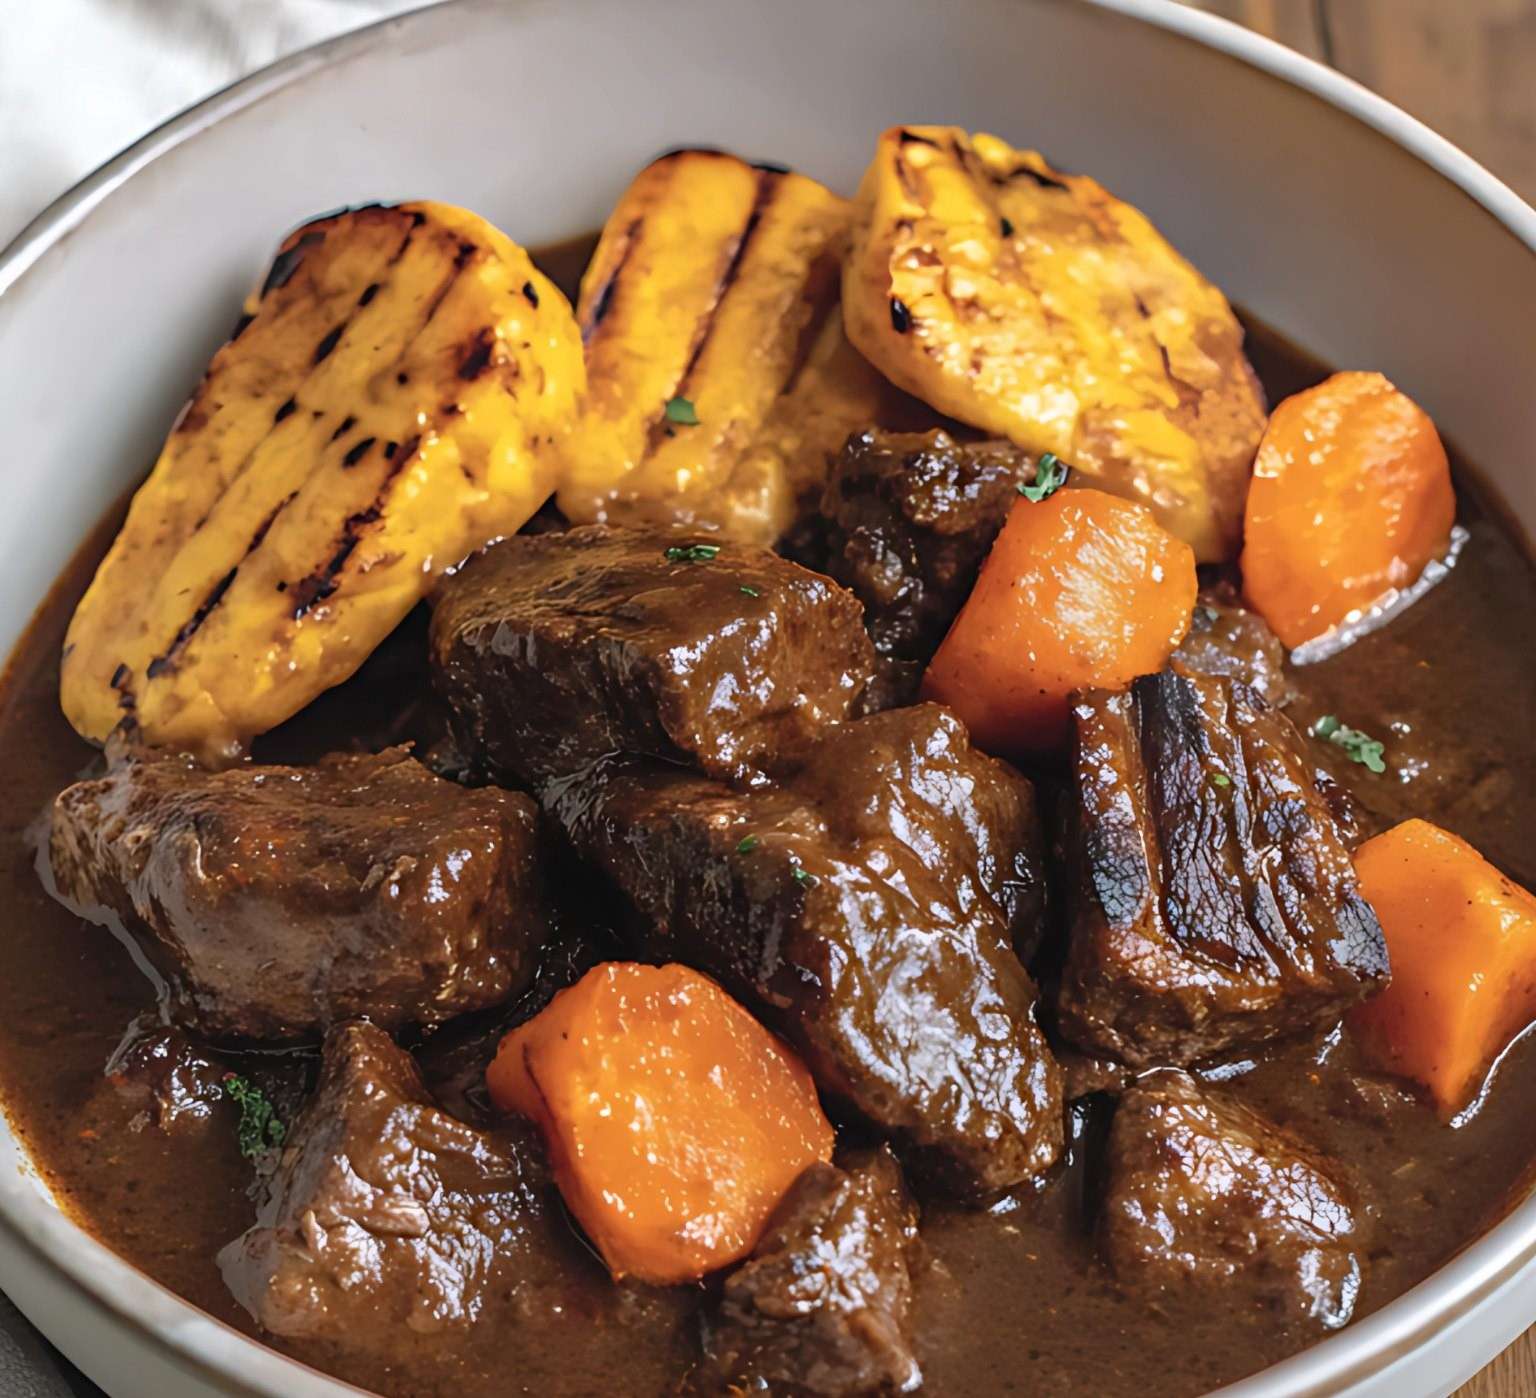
[
  {"xmin": 105, "ymin": 1013, "xmax": 226, "ymax": 1134},
  {"xmin": 1173, "ymin": 584, "xmax": 1293, "ymax": 706},
  {"xmin": 1101, "ymin": 1070, "xmax": 1367, "ymax": 1328},
  {"xmin": 50, "ymin": 748, "xmax": 549, "ymax": 1043},
  {"xmin": 820, "ymin": 430, "xmax": 1036, "ymax": 704},
  {"xmin": 431, "ymin": 524, "xmax": 876, "ymax": 787},
  {"xmin": 1058, "ymin": 670, "xmax": 1387, "ymax": 1067},
  {"xmin": 700, "ymin": 1147, "xmax": 922, "ymax": 1395},
  {"xmin": 219, "ymin": 1022, "xmax": 570, "ymax": 1344},
  {"xmin": 550, "ymin": 705, "xmax": 1063, "ymax": 1194}
]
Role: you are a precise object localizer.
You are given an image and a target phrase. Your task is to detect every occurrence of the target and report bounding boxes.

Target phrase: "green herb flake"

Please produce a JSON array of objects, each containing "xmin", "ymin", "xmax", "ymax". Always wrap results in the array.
[
  {"xmin": 736, "ymin": 835, "xmax": 760, "ymax": 854},
  {"xmin": 1312, "ymin": 714, "xmax": 1387, "ymax": 774},
  {"xmin": 664, "ymin": 395, "xmax": 700, "ymax": 426},
  {"xmin": 1210, "ymin": 771, "xmax": 1232, "ymax": 788},
  {"xmin": 739, "ymin": 584, "xmax": 761, "ymax": 598},
  {"xmin": 1018, "ymin": 452, "xmax": 1069, "ymax": 503},
  {"xmin": 791, "ymin": 865, "xmax": 815, "ymax": 887},
  {"xmin": 221, "ymin": 1074, "xmax": 286, "ymax": 1160},
  {"xmin": 664, "ymin": 543, "xmax": 721, "ymax": 564}
]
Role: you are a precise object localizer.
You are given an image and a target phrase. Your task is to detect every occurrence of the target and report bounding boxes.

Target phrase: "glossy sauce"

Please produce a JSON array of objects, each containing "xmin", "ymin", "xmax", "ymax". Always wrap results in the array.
[{"xmin": 0, "ymin": 243, "xmax": 1531, "ymax": 1397}]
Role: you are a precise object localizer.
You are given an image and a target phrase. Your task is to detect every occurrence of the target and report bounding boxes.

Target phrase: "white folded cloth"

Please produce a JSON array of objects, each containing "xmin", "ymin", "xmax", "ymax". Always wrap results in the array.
[{"xmin": 0, "ymin": 0, "xmax": 419, "ymax": 245}]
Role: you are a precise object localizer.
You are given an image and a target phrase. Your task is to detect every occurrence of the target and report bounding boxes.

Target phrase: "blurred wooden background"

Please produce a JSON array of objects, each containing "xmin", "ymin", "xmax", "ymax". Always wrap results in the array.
[{"xmin": 1180, "ymin": 5, "xmax": 1536, "ymax": 1397}]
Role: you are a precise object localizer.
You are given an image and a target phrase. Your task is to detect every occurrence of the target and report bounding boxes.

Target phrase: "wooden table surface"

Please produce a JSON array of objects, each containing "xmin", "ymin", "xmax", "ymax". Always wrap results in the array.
[{"xmin": 1174, "ymin": 5, "xmax": 1536, "ymax": 1393}]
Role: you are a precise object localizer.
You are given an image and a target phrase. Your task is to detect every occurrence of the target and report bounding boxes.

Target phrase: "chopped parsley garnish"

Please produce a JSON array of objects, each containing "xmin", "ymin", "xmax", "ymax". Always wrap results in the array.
[
  {"xmin": 1000, "ymin": 216, "xmax": 1015, "ymax": 237},
  {"xmin": 664, "ymin": 395, "xmax": 699, "ymax": 425},
  {"xmin": 221, "ymin": 1074, "xmax": 285, "ymax": 1160},
  {"xmin": 791, "ymin": 865, "xmax": 815, "ymax": 887},
  {"xmin": 1018, "ymin": 452, "xmax": 1069, "ymax": 503},
  {"xmin": 1312, "ymin": 714, "xmax": 1387, "ymax": 774},
  {"xmin": 736, "ymin": 835, "xmax": 760, "ymax": 854},
  {"xmin": 664, "ymin": 542, "xmax": 720, "ymax": 564},
  {"xmin": 739, "ymin": 584, "xmax": 761, "ymax": 598},
  {"xmin": 1210, "ymin": 771, "xmax": 1232, "ymax": 788}
]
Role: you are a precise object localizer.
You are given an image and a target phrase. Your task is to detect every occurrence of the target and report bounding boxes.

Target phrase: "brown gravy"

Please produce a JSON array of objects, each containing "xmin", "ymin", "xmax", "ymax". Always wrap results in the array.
[{"xmin": 0, "ymin": 243, "xmax": 1531, "ymax": 1397}]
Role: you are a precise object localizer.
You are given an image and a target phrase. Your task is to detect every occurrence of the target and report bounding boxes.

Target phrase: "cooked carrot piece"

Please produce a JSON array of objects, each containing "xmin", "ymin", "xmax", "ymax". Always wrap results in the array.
[
  {"xmin": 920, "ymin": 488, "xmax": 1197, "ymax": 757},
  {"xmin": 1348, "ymin": 820, "xmax": 1536, "ymax": 1115},
  {"xmin": 486, "ymin": 962, "xmax": 833, "ymax": 1284},
  {"xmin": 1240, "ymin": 370, "xmax": 1455, "ymax": 649}
]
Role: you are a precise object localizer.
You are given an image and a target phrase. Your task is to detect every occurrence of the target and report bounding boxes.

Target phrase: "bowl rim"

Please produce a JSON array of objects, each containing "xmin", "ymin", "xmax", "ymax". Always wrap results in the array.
[{"xmin": 0, "ymin": 2, "xmax": 1532, "ymax": 1395}]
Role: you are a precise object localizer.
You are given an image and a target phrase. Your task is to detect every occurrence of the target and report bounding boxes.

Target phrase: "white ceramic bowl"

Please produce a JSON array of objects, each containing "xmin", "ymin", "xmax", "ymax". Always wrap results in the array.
[{"xmin": 1, "ymin": 2, "xmax": 1533, "ymax": 1394}]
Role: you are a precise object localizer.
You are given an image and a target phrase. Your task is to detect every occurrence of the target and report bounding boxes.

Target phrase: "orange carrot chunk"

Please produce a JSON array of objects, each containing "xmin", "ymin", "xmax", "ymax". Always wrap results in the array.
[
  {"xmin": 486, "ymin": 962, "xmax": 833, "ymax": 1284},
  {"xmin": 921, "ymin": 487, "xmax": 1197, "ymax": 757},
  {"xmin": 1348, "ymin": 820, "xmax": 1536, "ymax": 1115},
  {"xmin": 1241, "ymin": 370, "xmax": 1455, "ymax": 650}
]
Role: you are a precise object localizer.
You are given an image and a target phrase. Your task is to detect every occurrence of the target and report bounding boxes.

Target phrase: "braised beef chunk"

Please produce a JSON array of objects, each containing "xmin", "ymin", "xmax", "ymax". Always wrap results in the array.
[
  {"xmin": 819, "ymin": 430, "xmax": 1036, "ymax": 705},
  {"xmin": 219, "ymin": 1022, "xmax": 571, "ymax": 1347},
  {"xmin": 1173, "ymin": 584, "xmax": 1293, "ymax": 706},
  {"xmin": 1101, "ymin": 1070, "xmax": 1367, "ymax": 1329},
  {"xmin": 105, "ymin": 1013, "xmax": 225, "ymax": 1134},
  {"xmin": 1057, "ymin": 670, "xmax": 1388, "ymax": 1067},
  {"xmin": 49, "ymin": 748, "xmax": 550, "ymax": 1043},
  {"xmin": 699, "ymin": 1148, "xmax": 922, "ymax": 1396},
  {"xmin": 550, "ymin": 705, "xmax": 1063, "ymax": 1194},
  {"xmin": 430, "ymin": 524, "xmax": 876, "ymax": 787}
]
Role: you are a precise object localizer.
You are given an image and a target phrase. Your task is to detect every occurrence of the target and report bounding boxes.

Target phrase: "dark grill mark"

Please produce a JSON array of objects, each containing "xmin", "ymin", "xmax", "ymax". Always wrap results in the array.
[
  {"xmin": 261, "ymin": 231, "xmax": 324, "ymax": 297},
  {"xmin": 290, "ymin": 437, "xmax": 419, "ymax": 618},
  {"xmin": 342, "ymin": 437, "xmax": 377, "ymax": 467},
  {"xmin": 313, "ymin": 325, "xmax": 344, "ymax": 365},
  {"xmin": 1001, "ymin": 216, "xmax": 1015, "ymax": 238},
  {"xmin": 890, "ymin": 298, "xmax": 913, "ymax": 333},
  {"xmin": 1011, "ymin": 163, "xmax": 1070, "ymax": 192},
  {"xmin": 753, "ymin": 160, "xmax": 791, "ymax": 174},
  {"xmin": 146, "ymin": 569, "xmax": 237, "ymax": 679},
  {"xmin": 458, "ymin": 329, "xmax": 495, "ymax": 380},
  {"xmin": 330, "ymin": 415, "xmax": 357, "ymax": 443},
  {"xmin": 273, "ymin": 397, "xmax": 297, "ymax": 424},
  {"xmin": 357, "ymin": 282, "xmax": 381, "ymax": 307},
  {"xmin": 230, "ymin": 312, "xmax": 255, "ymax": 341},
  {"xmin": 583, "ymin": 217, "xmax": 641, "ymax": 343},
  {"xmin": 145, "ymin": 494, "xmax": 296, "ymax": 678},
  {"xmin": 522, "ymin": 281, "xmax": 539, "ymax": 308},
  {"xmin": 898, "ymin": 130, "xmax": 939, "ymax": 147},
  {"xmin": 646, "ymin": 168, "xmax": 778, "ymax": 451},
  {"xmin": 384, "ymin": 441, "xmax": 399, "ymax": 459},
  {"xmin": 110, "ymin": 663, "xmax": 130, "ymax": 690},
  {"xmin": 455, "ymin": 241, "xmax": 479, "ymax": 270}
]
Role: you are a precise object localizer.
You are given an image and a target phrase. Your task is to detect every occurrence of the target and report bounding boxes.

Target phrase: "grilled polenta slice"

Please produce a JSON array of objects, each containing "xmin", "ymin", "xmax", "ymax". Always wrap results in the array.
[
  {"xmin": 843, "ymin": 126, "xmax": 1266, "ymax": 560},
  {"xmin": 556, "ymin": 151, "xmax": 857, "ymax": 542},
  {"xmin": 62, "ymin": 202, "xmax": 583, "ymax": 760}
]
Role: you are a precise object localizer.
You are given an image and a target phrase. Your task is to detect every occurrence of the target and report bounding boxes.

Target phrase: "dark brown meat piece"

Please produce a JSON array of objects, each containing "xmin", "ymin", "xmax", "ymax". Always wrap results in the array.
[
  {"xmin": 1173, "ymin": 584, "xmax": 1293, "ymax": 707},
  {"xmin": 105, "ymin": 1013, "xmax": 225, "ymax": 1134},
  {"xmin": 1101, "ymin": 1069, "xmax": 1367, "ymax": 1329},
  {"xmin": 49, "ymin": 747, "xmax": 550, "ymax": 1043},
  {"xmin": 1057, "ymin": 669, "xmax": 1388, "ymax": 1067},
  {"xmin": 699, "ymin": 1148, "xmax": 922, "ymax": 1396},
  {"xmin": 818, "ymin": 430, "xmax": 1037, "ymax": 705},
  {"xmin": 430, "ymin": 524, "xmax": 876, "ymax": 787},
  {"xmin": 219, "ymin": 1022, "xmax": 573, "ymax": 1347},
  {"xmin": 550, "ymin": 705, "xmax": 1062, "ymax": 1194}
]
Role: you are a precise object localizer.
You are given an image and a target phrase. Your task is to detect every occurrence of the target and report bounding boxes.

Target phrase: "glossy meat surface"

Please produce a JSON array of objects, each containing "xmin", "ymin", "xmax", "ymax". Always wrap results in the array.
[
  {"xmin": 1101, "ymin": 1070, "xmax": 1368, "ymax": 1328},
  {"xmin": 549, "ymin": 705, "xmax": 1063, "ymax": 1194},
  {"xmin": 1173, "ymin": 585, "xmax": 1293, "ymax": 707},
  {"xmin": 218, "ymin": 1022, "xmax": 571, "ymax": 1350},
  {"xmin": 818, "ymin": 429, "xmax": 1034, "ymax": 704},
  {"xmin": 700, "ymin": 1148, "xmax": 922, "ymax": 1395},
  {"xmin": 430, "ymin": 524, "xmax": 876, "ymax": 787},
  {"xmin": 105, "ymin": 1013, "xmax": 226, "ymax": 1135},
  {"xmin": 1057, "ymin": 670, "xmax": 1388, "ymax": 1066},
  {"xmin": 49, "ymin": 747, "xmax": 550, "ymax": 1042}
]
